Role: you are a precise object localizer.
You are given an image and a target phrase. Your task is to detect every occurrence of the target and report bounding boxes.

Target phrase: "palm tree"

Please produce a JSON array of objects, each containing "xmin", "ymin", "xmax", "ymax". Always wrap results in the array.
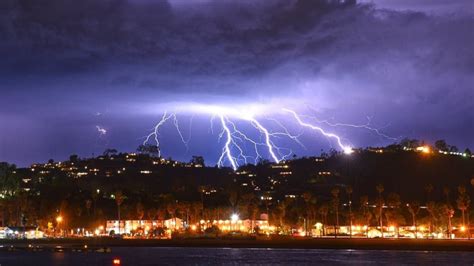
[
  {"xmin": 360, "ymin": 195, "xmax": 371, "ymax": 237},
  {"xmin": 318, "ymin": 203, "xmax": 329, "ymax": 236},
  {"xmin": 302, "ymin": 192, "xmax": 316, "ymax": 236},
  {"xmin": 167, "ymin": 201, "xmax": 178, "ymax": 230},
  {"xmin": 426, "ymin": 201, "xmax": 436, "ymax": 236},
  {"xmin": 385, "ymin": 192, "xmax": 401, "ymax": 236},
  {"xmin": 331, "ymin": 187, "xmax": 340, "ymax": 238},
  {"xmin": 115, "ymin": 191, "xmax": 125, "ymax": 234},
  {"xmin": 457, "ymin": 185, "xmax": 471, "ymax": 237},
  {"xmin": 192, "ymin": 202, "xmax": 203, "ymax": 232},
  {"xmin": 376, "ymin": 184, "xmax": 384, "ymax": 238},
  {"xmin": 441, "ymin": 203, "xmax": 454, "ymax": 238},
  {"xmin": 136, "ymin": 202, "xmax": 145, "ymax": 220},
  {"xmin": 407, "ymin": 201, "xmax": 420, "ymax": 238},
  {"xmin": 345, "ymin": 186, "xmax": 353, "ymax": 238},
  {"xmin": 228, "ymin": 191, "xmax": 239, "ymax": 214},
  {"xmin": 241, "ymin": 193, "xmax": 258, "ymax": 233}
]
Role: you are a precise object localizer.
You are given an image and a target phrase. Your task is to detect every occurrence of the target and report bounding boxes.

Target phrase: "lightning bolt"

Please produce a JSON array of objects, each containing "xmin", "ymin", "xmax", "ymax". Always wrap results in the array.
[
  {"xmin": 144, "ymin": 111, "xmax": 189, "ymax": 157},
  {"xmin": 225, "ymin": 118, "xmax": 263, "ymax": 164},
  {"xmin": 145, "ymin": 105, "xmax": 374, "ymax": 170},
  {"xmin": 305, "ymin": 107, "xmax": 397, "ymax": 141},
  {"xmin": 217, "ymin": 115, "xmax": 238, "ymax": 170},
  {"xmin": 96, "ymin": 125, "xmax": 107, "ymax": 136},
  {"xmin": 283, "ymin": 108, "xmax": 354, "ymax": 154},
  {"xmin": 216, "ymin": 115, "xmax": 290, "ymax": 170},
  {"xmin": 247, "ymin": 118, "xmax": 280, "ymax": 163}
]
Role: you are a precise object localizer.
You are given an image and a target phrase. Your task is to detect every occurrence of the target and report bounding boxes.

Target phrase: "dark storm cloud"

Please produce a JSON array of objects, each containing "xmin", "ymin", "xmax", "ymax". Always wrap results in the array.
[
  {"xmin": 0, "ymin": 0, "xmax": 473, "ymax": 165},
  {"xmin": 0, "ymin": 0, "xmax": 358, "ymax": 78}
]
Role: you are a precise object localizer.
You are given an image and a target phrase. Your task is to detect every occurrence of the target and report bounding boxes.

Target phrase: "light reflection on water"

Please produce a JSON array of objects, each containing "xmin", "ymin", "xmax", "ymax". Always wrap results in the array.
[{"xmin": 0, "ymin": 247, "xmax": 473, "ymax": 265}]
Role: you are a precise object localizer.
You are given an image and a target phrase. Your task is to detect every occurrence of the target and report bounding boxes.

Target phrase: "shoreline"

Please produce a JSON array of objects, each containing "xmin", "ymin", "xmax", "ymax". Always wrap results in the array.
[{"xmin": 1, "ymin": 238, "xmax": 474, "ymax": 252}]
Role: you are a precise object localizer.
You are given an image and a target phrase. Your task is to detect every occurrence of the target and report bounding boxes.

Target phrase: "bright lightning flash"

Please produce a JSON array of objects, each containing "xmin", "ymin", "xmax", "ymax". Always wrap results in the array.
[
  {"xmin": 144, "ymin": 104, "xmax": 394, "ymax": 170},
  {"xmin": 96, "ymin": 126, "xmax": 107, "ymax": 136},
  {"xmin": 283, "ymin": 108, "xmax": 354, "ymax": 154}
]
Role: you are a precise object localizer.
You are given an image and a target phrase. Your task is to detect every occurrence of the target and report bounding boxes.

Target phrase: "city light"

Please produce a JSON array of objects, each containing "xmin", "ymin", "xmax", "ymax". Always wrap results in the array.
[
  {"xmin": 231, "ymin": 214, "xmax": 239, "ymax": 223},
  {"xmin": 416, "ymin": 146, "xmax": 431, "ymax": 154}
]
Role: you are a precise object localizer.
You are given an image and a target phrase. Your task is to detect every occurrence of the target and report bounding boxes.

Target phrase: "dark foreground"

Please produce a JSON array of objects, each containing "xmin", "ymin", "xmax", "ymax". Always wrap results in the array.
[
  {"xmin": 2, "ymin": 237, "xmax": 474, "ymax": 251},
  {"xmin": 1, "ymin": 247, "xmax": 474, "ymax": 266}
]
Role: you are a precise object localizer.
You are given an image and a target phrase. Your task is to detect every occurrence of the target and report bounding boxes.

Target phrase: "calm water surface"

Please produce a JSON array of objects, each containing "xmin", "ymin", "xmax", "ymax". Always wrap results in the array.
[{"xmin": 0, "ymin": 247, "xmax": 473, "ymax": 265}]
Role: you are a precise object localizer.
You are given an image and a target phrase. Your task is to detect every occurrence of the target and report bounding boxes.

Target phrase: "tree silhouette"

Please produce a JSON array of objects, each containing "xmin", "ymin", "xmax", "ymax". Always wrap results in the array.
[
  {"xmin": 318, "ymin": 203, "xmax": 329, "ymax": 236},
  {"xmin": 434, "ymin": 140, "xmax": 448, "ymax": 151},
  {"xmin": 426, "ymin": 201, "xmax": 436, "ymax": 236},
  {"xmin": 345, "ymin": 186, "xmax": 353, "ymax": 238},
  {"xmin": 302, "ymin": 192, "xmax": 317, "ymax": 236},
  {"xmin": 441, "ymin": 203, "xmax": 454, "ymax": 238},
  {"xmin": 115, "ymin": 191, "xmax": 125, "ymax": 234},
  {"xmin": 407, "ymin": 201, "xmax": 420, "ymax": 238},
  {"xmin": 137, "ymin": 144, "xmax": 160, "ymax": 157},
  {"xmin": 190, "ymin": 156, "xmax": 205, "ymax": 167},
  {"xmin": 376, "ymin": 184, "xmax": 384, "ymax": 238},
  {"xmin": 331, "ymin": 187, "xmax": 340, "ymax": 238},
  {"xmin": 360, "ymin": 195, "xmax": 371, "ymax": 237},
  {"xmin": 457, "ymin": 185, "xmax": 470, "ymax": 237}
]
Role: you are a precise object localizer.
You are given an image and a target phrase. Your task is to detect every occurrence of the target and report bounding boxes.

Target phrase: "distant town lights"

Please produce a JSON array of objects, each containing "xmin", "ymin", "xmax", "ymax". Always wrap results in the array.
[{"xmin": 416, "ymin": 146, "xmax": 431, "ymax": 154}]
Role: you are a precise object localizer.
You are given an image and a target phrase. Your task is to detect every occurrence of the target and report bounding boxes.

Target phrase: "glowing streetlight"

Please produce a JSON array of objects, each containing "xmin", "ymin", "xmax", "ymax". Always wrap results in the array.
[
  {"xmin": 231, "ymin": 214, "xmax": 239, "ymax": 223},
  {"xmin": 55, "ymin": 215, "xmax": 64, "ymax": 237}
]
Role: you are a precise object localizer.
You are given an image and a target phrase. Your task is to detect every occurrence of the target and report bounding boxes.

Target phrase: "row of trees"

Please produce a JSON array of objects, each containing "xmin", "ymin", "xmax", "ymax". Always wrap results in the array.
[{"xmin": 105, "ymin": 182, "xmax": 473, "ymax": 237}]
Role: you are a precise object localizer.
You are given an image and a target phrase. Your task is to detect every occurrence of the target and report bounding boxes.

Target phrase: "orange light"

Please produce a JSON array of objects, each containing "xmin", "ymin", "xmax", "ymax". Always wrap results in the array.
[
  {"xmin": 113, "ymin": 258, "xmax": 121, "ymax": 265},
  {"xmin": 56, "ymin": 216, "xmax": 63, "ymax": 223},
  {"xmin": 461, "ymin": 226, "xmax": 466, "ymax": 232},
  {"xmin": 416, "ymin": 146, "xmax": 430, "ymax": 154}
]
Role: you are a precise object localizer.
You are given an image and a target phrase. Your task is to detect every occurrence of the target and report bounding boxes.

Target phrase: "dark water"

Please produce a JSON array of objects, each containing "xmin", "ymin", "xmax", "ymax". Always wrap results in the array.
[{"xmin": 0, "ymin": 247, "xmax": 473, "ymax": 265}]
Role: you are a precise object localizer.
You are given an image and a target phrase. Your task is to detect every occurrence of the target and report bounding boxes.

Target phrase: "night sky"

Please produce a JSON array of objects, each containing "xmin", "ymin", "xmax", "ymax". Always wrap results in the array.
[{"xmin": 1, "ymin": 0, "xmax": 473, "ymax": 167}]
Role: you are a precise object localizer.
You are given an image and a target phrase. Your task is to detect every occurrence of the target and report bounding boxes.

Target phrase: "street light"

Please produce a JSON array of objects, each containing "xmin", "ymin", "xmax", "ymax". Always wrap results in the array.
[
  {"xmin": 231, "ymin": 214, "xmax": 239, "ymax": 231},
  {"xmin": 56, "ymin": 216, "xmax": 63, "ymax": 237}
]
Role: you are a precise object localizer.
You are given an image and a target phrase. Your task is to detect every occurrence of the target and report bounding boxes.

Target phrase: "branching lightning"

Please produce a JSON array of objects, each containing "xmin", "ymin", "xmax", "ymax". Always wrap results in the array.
[
  {"xmin": 143, "ymin": 111, "xmax": 189, "ymax": 157},
  {"xmin": 217, "ymin": 115, "xmax": 238, "ymax": 170},
  {"xmin": 143, "ymin": 104, "xmax": 394, "ymax": 170},
  {"xmin": 306, "ymin": 106, "xmax": 397, "ymax": 141},
  {"xmin": 283, "ymin": 108, "xmax": 354, "ymax": 154},
  {"xmin": 214, "ymin": 114, "xmax": 297, "ymax": 170}
]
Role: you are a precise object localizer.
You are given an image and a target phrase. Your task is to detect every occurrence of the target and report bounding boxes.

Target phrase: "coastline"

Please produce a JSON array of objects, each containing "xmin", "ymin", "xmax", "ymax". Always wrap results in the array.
[{"xmin": 1, "ymin": 238, "xmax": 474, "ymax": 252}]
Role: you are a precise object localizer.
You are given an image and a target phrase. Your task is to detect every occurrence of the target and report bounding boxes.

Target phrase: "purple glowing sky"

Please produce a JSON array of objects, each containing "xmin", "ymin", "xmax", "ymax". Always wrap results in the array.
[{"xmin": 0, "ymin": 0, "xmax": 473, "ymax": 166}]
